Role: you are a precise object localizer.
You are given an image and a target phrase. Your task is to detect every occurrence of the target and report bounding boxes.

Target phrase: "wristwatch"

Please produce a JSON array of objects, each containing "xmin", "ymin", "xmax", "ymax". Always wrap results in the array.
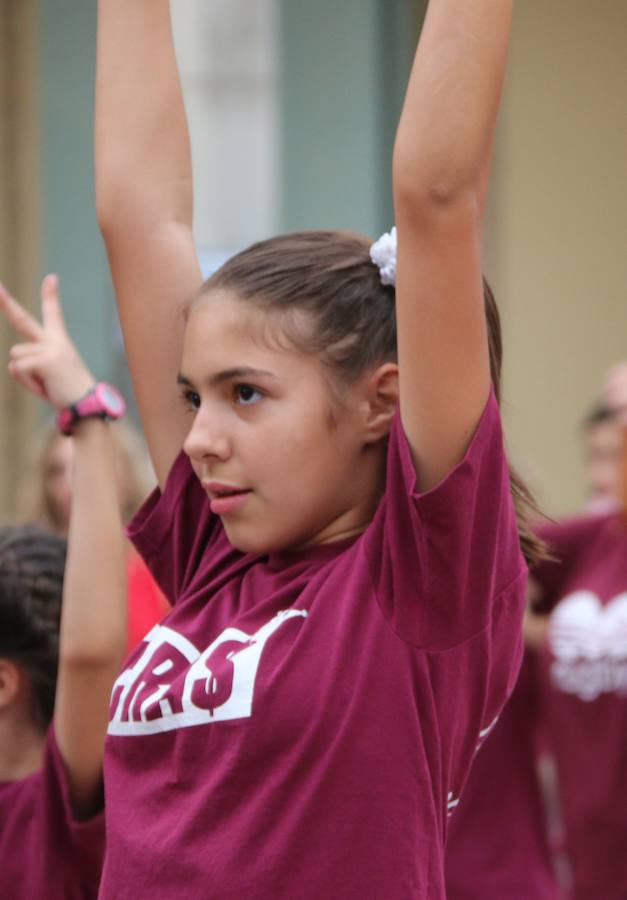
[{"xmin": 57, "ymin": 383, "xmax": 126, "ymax": 436}]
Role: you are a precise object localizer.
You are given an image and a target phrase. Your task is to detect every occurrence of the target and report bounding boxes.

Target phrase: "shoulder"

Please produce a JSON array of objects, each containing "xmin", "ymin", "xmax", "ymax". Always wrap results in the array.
[{"xmin": 534, "ymin": 510, "xmax": 617, "ymax": 560}]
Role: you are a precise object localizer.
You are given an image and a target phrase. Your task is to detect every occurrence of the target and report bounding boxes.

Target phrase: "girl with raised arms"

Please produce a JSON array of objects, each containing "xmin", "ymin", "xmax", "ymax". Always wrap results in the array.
[
  {"xmin": 95, "ymin": 1, "xmax": 539, "ymax": 896},
  {"xmin": 0, "ymin": 277, "xmax": 127, "ymax": 898}
]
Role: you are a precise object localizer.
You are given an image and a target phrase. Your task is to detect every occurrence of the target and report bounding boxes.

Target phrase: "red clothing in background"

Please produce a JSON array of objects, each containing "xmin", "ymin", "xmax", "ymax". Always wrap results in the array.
[{"xmin": 125, "ymin": 546, "xmax": 170, "ymax": 654}]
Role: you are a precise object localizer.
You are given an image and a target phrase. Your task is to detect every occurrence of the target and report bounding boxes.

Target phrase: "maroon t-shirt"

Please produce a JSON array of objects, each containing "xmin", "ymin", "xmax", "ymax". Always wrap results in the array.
[
  {"xmin": 534, "ymin": 513, "xmax": 627, "ymax": 900},
  {"xmin": 444, "ymin": 650, "xmax": 560, "ymax": 900},
  {"xmin": 101, "ymin": 395, "xmax": 526, "ymax": 899},
  {"xmin": 0, "ymin": 729, "xmax": 105, "ymax": 899}
]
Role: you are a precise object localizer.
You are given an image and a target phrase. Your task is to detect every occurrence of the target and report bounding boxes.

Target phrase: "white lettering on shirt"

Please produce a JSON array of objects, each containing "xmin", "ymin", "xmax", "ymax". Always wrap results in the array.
[
  {"xmin": 108, "ymin": 609, "xmax": 308, "ymax": 736},
  {"xmin": 549, "ymin": 590, "xmax": 627, "ymax": 701}
]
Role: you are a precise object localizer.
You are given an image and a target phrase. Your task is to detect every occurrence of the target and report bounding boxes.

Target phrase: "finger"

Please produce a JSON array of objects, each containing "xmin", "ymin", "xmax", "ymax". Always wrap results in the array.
[
  {"xmin": 40, "ymin": 274, "xmax": 67, "ymax": 335},
  {"xmin": 8, "ymin": 342, "xmax": 45, "ymax": 360},
  {"xmin": 0, "ymin": 282, "xmax": 45, "ymax": 341},
  {"xmin": 7, "ymin": 359, "xmax": 47, "ymax": 399}
]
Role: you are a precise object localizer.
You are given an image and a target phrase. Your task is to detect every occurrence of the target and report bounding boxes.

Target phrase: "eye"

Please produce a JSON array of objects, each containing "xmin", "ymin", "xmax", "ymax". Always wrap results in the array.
[
  {"xmin": 180, "ymin": 387, "xmax": 201, "ymax": 412},
  {"xmin": 234, "ymin": 384, "xmax": 263, "ymax": 406}
]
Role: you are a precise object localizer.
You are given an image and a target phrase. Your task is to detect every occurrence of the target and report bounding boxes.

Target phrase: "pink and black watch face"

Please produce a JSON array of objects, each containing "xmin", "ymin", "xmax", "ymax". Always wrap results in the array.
[
  {"xmin": 91, "ymin": 383, "xmax": 126, "ymax": 418},
  {"xmin": 57, "ymin": 383, "xmax": 126, "ymax": 435}
]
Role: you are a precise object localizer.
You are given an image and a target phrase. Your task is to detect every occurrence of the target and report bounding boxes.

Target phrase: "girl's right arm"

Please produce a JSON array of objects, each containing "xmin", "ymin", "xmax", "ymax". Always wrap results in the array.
[{"xmin": 95, "ymin": 0, "xmax": 203, "ymax": 487}]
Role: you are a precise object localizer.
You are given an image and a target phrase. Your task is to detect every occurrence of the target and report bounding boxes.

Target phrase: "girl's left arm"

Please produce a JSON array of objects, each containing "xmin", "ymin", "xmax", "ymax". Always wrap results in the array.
[
  {"xmin": 53, "ymin": 415, "xmax": 127, "ymax": 818},
  {"xmin": 0, "ymin": 277, "xmax": 126, "ymax": 818},
  {"xmin": 392, "ymin": 0, "xmax": 513, "ymax": 491}
]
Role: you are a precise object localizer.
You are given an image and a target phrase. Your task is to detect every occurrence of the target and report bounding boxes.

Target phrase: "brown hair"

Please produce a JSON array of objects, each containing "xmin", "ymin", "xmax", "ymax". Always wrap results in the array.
[{"xmin": 202, "ymin": 229, "xmax": 543, "ymax": 565}]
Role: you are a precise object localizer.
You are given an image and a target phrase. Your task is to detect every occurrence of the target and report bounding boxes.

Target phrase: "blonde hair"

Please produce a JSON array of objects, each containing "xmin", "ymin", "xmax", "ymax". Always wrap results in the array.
[{"xmin": 18, "ymin": 420, "xmax": 155, "ymax": 531}]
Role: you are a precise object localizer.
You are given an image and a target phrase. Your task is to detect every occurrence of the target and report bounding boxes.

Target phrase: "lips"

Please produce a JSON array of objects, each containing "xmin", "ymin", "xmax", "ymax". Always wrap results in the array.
[{"xmin": 203, "ymin": 482, "xmax": 252, "ymax": 516}]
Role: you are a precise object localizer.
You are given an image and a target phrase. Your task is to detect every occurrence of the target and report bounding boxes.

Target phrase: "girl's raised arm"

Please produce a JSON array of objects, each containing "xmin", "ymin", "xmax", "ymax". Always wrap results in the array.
[
  {"xmin": 392, "ymin": 0, "xmax": 512, "ymax": 491},
  {"xmin": 0, "ymin": 277, "xmax": 127, "ymax": 818},
  {"xmin": 95, "ymin": 0, "xmax": 203, "ymax": 486}
]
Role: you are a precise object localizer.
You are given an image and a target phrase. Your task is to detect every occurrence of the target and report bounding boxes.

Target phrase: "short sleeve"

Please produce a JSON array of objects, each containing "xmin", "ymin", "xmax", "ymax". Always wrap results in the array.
[
  {"xmin": 530, "ymin": 513, "xmax": 610, "ymax": 612},
  {"xmin": 43, "ymin": 728, "xmax": 105, "ymax": 840},
  {"xmin": 362, "ymin": 390, "xmax": 525, "ymax": 650},
  {"xmin": 39, "ymin": 729, "xmax": 106, "ymax": 894},
  {"xmin": 127, "ymin": 451, "xmax": 233, "ymax": 604}
]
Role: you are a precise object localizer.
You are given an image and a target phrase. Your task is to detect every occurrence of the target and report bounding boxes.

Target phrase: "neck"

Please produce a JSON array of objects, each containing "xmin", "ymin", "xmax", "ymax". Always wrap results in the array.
[
  {"xmin": 0, "ymin": 707, "xmax": 46, "ymax": 782},
  {"xmin": 303, "ymin": 440, "xmax": 388, "ymax": 548}
]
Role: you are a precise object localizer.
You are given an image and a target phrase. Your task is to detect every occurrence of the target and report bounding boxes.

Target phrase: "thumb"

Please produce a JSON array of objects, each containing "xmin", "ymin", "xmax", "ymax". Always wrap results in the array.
[{"xmin": 40, "ymin": 274, "xmax": 67, "ymax": 335}]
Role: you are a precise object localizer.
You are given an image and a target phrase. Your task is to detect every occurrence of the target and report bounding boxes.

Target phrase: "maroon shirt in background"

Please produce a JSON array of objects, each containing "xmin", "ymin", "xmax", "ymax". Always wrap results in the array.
[
  {"xmin": 101, "ymin": 394, "xmax": 526, "ymax": 899},
  {"xmin": 0, "ymin": 729, "xmax": 105, "ymax": 900},
  {"xmin": 533, "ymin": 513, "xmax": 627, "ymax": 900},
  {"xmin": 444, "ymin": 650, "xmax": 560, "ymax": 900}
]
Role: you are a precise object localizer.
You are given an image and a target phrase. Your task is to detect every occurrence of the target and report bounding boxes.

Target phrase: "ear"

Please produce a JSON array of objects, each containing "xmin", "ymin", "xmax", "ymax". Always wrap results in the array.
[
  {"xmin": 0, "ymin": 658, "xmax": 21, "ymax": 712},
  {"xmin": 361, "ymin": 363, "xmax": 399, "ymax": 443}
]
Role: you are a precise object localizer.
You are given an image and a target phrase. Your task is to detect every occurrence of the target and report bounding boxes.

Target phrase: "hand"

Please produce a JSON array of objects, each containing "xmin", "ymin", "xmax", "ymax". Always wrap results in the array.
[{"xmin": 0, "ymin": 275, "xmax": 95, "ymax": 410}]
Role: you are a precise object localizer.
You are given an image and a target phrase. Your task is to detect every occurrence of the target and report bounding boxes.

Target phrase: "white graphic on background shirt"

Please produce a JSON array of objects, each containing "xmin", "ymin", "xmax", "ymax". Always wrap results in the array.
[
  {"xmin": 447, "ymin": 792, "xmax": 460, "ymax": 817},
  {"xmin": 549, "ymin": 590, "xmax": 627, "ymax": 701},
  {"xmin": 447, "ymin": 716, "xmax": 499, "ymax": 818},
  {"xmin": 108, "ymin": 609, "xmax": 308, "ymax": 736}
]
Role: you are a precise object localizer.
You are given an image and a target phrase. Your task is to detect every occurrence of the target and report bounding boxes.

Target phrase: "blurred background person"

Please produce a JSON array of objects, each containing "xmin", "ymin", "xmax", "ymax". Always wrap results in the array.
[
  {"xmin": 446, "ymin": 362, "xmax": 627, "ymax": 899},
  {"xmin": 528, "ymin": 366, "xmax": 627, "ymax": 899},
  {"xmin": 17, "ymin": 422, "xmax": 169, "ymax": 654},
  {"xmin": 445, "ymin": 584, "xmax": 561, "ymax": 900},
  {"xmin": 0, "ymin": 275, "xmax": 127, "ymax": 898},
  {"xmin": 580, "ymin": 404, "xmax": 623, "ymax": 515}
]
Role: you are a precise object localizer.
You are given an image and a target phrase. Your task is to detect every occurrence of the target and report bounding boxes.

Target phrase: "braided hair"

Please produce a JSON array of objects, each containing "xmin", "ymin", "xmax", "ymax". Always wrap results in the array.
[{"xmin": 0, "ymin": 525, "xmax": 66, "ymax": 729}]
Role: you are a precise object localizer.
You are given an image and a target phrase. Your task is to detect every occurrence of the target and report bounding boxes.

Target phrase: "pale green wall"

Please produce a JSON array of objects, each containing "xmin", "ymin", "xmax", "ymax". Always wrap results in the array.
[
  {"xmin": 279, "ymin": 0, "xmax": 422, "ymax": 236},
  {"xmin": 38, "ymin": 0, "xmax": 117, "ymax": 384},
  {"xmin": 35, "ymin": 0, "xmax": 421, "ymax": 396}
]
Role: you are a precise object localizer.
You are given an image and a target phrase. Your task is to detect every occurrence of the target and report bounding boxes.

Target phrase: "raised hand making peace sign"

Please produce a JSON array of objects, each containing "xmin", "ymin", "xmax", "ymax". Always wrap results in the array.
[{"xmin": 0, "ymin": 274, "xmax": 95, "ymax": 410}]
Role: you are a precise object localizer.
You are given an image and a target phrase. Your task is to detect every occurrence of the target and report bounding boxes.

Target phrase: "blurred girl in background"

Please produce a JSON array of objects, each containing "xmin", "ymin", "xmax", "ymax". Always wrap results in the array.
[
  {"xmin": 19, "ymin": 421, "xmax": 169, "ymax": 653},
  {"xmin": 446, "ymin": 365, "xmax": 627, "ymax": 900},
  {"xmin": 529, "ymin": 370, "xmax": 627, "ymax": 899},
  {"xmin": 0, "ymin": 276, "xmax": 127, "ymax": 898}
]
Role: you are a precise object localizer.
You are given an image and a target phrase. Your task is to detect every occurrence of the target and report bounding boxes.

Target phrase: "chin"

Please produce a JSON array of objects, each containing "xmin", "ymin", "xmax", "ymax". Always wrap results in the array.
[
  {"xmin": 222, "ymin": 524, "xmax": 272, "ymax": 556},
  {"xmin": 222, "ymin": 521, "xmax": 302, "ymax": 557}
]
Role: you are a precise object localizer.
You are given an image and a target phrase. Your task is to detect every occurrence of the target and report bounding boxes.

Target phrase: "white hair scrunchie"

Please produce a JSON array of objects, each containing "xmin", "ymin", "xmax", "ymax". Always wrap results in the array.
[{"xmin": 369, "ymin": 226, "xmax": 397, "ymax": 287}]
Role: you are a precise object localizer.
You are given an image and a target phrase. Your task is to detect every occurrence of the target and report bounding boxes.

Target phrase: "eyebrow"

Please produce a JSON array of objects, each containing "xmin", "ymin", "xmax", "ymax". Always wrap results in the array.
[{"xmin": 177, "ymin": 367, "xmax": 277, "ymax": 388}]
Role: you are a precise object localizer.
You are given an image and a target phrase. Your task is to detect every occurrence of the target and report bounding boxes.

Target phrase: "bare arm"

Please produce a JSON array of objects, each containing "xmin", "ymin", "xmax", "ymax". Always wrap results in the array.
[
  {"xmin": 0, "ymin": 278, "xmax": 126, "ymax": 818},
  {"xmin": 95, "ymin": 0, "xmax": 203, "ymax": 486},
  {"xmin": 54, "ymin": 417, "xmax": 126, "ymax": 818},
  {"xmin": 392, "ymin": 0, "xmax": 513, "ymax": 490}
]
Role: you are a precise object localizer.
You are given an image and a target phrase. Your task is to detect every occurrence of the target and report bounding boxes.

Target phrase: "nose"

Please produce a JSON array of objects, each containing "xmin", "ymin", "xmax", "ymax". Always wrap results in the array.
[{"xmin": 183, "ymin": 407, "xmax": 231, "ymax": 464}]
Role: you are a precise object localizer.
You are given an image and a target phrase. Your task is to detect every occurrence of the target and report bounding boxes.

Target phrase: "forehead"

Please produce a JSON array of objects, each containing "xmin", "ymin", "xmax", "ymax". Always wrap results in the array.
[{"xmin": 182, "ymin": 289, "xmax": 317, "ymax": 379}]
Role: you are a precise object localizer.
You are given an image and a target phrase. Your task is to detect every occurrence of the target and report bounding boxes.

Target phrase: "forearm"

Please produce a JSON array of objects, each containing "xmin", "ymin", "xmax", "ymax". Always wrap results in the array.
[
  {"xmin": 60, "ymin": 420, "xmax": 127, "ymax": 667},
  {"xmin": 393, "ymin": 0, "xmax": 512, "ymax": 206},
  {"xmin": 95, "ymin": 0, "xmax": 193, "ymax": 229}
]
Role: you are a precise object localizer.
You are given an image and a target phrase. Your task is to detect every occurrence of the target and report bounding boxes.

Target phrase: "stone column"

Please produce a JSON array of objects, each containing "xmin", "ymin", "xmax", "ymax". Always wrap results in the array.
[{"xmin": 0, "ymin": 0, "xmax": 39, "ymax": 519}]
